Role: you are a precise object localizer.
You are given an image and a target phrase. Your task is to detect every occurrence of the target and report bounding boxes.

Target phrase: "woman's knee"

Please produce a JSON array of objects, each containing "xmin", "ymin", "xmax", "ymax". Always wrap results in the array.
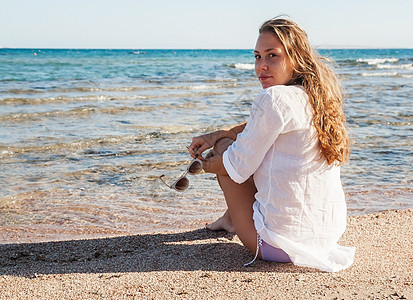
[{"xmin": 213, "ymin": 138, "xmax": 234, "ymax": 156}]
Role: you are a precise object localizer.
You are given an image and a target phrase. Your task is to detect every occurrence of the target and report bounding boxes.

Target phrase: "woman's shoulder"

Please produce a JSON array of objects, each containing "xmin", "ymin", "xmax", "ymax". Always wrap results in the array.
[{"xmin": 257, "ymin": 85, "xmax": 311, "ymax": 126}]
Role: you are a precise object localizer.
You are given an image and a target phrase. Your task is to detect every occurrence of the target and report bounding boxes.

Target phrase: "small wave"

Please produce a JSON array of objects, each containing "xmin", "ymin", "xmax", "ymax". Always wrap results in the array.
[
  {"xmin": 357, "ymin": 58, "xmax": 399, "ymax": 65},
  {"xmin": 0, "ymin": 95, "xmax": 133, "ymax": 105},
  {"xmin": 235, "ymin": 63, "xmax": 254, "ymax": 70},
  {"xmin": 204, "ymin": 78, "xmax": 237, "ymax": 83},
  {"xmin": 186, "ymin": 83, "xmax": 238, "ymax": 90},
  {"xmin": 0, "ymin": 98, "xmax": 208, "ymax": 123},
  {"xmin": 0, "ymin": 89, "xmax": 230, "ymax": 107},
  {"xmin": 0, "ymin": 126, "xmax": 194, "ymax": 157},
  {"xmin": 0, "ymin": 82, "xmax": 246, "ymax": 104},
  {"xmin": 0, "ymin": 104, "xmax": 157, "ymax": 123},
  {"xmin": 361, "ymin": 72, "xmax": 398, "ymax": 77},
  {"xmin": 377, "ymin": 63, "xmax": 413, "ymax": 70},
  {"xmin": 1, "ymin": 135, "xmax": 148, "ymax": 157},
  {"xmin": 129, "ymin": 51, "xmax": 146, "ymax": 55},
  {"xmin": 2, "ymin": 88, "xmax": 45, "ymax": 95},
  {"xmin": 190, "ymin": 84, "xmax": 217, "ymax": 90},
  {"xmin": 1, "ymin": 86, "xmax": 160, "ymax": 96},
  {"xmin": 227, "ymin": 63, "xmax": 255, "ymax": 70}
]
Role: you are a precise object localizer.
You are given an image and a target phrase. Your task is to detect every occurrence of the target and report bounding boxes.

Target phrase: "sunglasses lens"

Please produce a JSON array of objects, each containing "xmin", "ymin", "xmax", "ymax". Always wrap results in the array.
[
  {"xmin": 174, "ymin": 177, "xmax": 189, "ymax": 191},
  {"xmin": 188, "ymin": 160, "xmax": 202, "ymax": 174}
]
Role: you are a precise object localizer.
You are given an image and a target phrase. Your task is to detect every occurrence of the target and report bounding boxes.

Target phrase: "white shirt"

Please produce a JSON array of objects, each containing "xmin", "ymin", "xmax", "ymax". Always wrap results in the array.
[{"xmin": 223, "ymin": 85, "xmax": 355, "ymax": 272}]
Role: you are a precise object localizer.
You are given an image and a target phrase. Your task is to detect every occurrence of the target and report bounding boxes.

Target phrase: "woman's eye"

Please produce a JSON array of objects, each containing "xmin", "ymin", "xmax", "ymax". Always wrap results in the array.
[
  {"xmin": 269, "ymin": 53, "xmax": 277, "ymax": 58},
  {"xmin": 254, "ymin": 55, "xmax": 261, "ymax": 59}
]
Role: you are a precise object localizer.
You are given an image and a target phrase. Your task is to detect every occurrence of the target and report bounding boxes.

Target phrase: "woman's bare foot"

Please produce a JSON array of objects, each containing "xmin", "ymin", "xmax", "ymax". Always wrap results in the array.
[{"xmin": 205, "ymin": 210, "xmax": 235, "ymax": 233}]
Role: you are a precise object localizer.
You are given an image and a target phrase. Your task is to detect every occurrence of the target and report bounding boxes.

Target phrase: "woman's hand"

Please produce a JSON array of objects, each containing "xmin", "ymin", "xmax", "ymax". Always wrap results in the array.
[
  {"xmin": 188, "ymin": 131, "xmax": 221, "ymax": 160},
  {"xmin": 188, "ymin": 122, "xmax": 247, "ymax": 160}
]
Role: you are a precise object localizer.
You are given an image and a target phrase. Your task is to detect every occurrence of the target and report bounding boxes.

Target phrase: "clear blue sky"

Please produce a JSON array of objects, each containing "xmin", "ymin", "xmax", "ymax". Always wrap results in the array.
[{"xmin": 1, "ymin": 0, "xmax": 412, "ymax": 49}]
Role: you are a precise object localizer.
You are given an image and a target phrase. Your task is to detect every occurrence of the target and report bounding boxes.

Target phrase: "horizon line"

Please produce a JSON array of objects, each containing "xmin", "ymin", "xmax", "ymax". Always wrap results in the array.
[{"xmin": 1, "ymin": 46, "xmax": 413, "ymax": 50}]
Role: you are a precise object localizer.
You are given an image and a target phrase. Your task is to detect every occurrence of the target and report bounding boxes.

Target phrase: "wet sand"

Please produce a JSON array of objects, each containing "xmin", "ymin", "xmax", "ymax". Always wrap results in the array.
[{"xmin": 0, "ymin": 209, "xmax": 412, "ymax": 299}]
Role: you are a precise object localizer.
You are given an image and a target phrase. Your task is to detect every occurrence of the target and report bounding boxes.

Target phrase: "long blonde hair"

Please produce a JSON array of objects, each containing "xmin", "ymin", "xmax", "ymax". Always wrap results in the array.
[{"xmin": 260, "ymin": 17, "xmax": 350, "ymax": 165}]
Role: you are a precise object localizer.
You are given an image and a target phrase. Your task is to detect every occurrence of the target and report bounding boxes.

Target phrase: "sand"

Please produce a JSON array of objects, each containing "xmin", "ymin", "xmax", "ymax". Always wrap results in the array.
[{"xmin": 0, "ymin": 209, "xmax": 412, "ymax": 299}]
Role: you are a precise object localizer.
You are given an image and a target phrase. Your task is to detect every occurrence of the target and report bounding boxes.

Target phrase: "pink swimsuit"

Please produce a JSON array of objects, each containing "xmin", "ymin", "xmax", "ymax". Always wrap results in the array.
[{"xmin": 244, "ymin": 235, "xmax": 291, "ymax": 266}]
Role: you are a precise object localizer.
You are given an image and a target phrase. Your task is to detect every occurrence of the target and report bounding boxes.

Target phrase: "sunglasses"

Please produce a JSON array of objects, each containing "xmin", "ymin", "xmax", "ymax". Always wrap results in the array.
[{"xmin": 160, "ymin": 159, "xmax": 203, "ymax": 191}]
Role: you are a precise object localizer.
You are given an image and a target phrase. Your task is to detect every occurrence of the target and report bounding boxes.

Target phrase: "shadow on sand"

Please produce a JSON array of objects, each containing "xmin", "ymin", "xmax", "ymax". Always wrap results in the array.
[{"xmin": 0, "ymin": 228, "xmax": 315, "ymax": 276}]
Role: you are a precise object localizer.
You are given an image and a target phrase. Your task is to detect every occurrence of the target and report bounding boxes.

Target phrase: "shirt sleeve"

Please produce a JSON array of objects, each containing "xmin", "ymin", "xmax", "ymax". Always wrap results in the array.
[{"xmin": 223, "ymin": 89, "xmax": 286, "ymax": 184}]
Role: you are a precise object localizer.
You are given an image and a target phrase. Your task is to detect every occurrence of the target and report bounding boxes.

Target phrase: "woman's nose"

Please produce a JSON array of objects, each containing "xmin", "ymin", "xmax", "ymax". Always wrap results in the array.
[{"xmin": 257, "ymin": 59, "xmax": 268, "ymax": 71}]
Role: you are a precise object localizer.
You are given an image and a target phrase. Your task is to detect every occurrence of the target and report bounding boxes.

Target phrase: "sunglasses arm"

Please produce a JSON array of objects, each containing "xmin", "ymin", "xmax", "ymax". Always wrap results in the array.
[{"xmin": 159, "ymin": 174, "xmax": 172, "ymax": 188}]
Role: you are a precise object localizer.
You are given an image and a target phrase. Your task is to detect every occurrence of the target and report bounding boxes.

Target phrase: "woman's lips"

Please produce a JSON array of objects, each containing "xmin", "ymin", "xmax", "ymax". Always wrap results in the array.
[{"xmin": 259, "ymin": 75, "xmax": 272, "ymax": 81}]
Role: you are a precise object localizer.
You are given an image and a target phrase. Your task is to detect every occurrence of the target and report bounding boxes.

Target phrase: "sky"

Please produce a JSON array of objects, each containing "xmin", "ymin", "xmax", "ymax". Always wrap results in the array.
[{"xmin": 1, "ymin": 0, "xmax": 412, "ymax": 49}]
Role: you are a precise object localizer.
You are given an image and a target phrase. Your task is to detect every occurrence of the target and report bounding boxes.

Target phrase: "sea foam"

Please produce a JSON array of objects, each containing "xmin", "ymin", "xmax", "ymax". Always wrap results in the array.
[
  {"xmin": 357, "ymin": 58, "xmax": 399, "ymax": 65},
  {"xmin": 231, "ymin": 63, "xmax": 255, "ymax": 70},
  {"xmin": 377, "ymin": 63, "xmax": 413, "ymax": 70},
  {"xmin": 361, "ymin": 72, "xmax": 398, "ymax": 77}
]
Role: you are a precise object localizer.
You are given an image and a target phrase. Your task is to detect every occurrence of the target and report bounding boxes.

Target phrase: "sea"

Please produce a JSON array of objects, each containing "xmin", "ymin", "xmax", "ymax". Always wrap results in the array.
[{"xmin": 0, "ymin": 48, "xmax": 412, "ymax": 243}]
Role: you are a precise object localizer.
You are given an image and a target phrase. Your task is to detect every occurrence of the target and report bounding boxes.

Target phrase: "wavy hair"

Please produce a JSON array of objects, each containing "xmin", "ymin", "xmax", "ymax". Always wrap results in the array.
[{"xmin": 259, "ymin": 17, "xmax": 350, "ymax": 165}]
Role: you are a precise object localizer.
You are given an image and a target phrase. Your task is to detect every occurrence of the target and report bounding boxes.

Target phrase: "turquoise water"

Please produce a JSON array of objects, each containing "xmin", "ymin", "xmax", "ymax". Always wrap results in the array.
[{"xmin": 0, "ymin": 48, "xmax": 412, "ymax": 243}]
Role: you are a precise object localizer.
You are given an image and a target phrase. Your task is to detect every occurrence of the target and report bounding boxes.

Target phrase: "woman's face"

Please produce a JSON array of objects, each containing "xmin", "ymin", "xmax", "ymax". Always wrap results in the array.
[{"xmin": 254, "ymin": 32, "xmax": 293, "ymax": 89}]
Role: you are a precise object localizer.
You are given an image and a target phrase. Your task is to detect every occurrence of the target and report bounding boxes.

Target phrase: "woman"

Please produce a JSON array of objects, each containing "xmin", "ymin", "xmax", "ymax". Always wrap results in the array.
[{"xmin": 188, "ymin": 17, "xmax": 355, "ymax": 272}]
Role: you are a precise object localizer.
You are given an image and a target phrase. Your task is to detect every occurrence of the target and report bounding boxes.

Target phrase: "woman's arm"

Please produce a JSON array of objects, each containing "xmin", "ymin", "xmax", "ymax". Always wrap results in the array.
[
  {"xmin": 188, "ymin": 121, "xmax": 247, "ymax": 159},
  {"xmin": 225, "ymin": 121, "xmax": 248, "ymax": 139}
]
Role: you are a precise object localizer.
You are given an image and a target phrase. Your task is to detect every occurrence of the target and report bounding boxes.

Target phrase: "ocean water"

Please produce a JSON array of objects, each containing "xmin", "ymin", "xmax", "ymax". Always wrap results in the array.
[{"xmin": 0, "ymin": 48, "xmax": 412, "ymax": 243}]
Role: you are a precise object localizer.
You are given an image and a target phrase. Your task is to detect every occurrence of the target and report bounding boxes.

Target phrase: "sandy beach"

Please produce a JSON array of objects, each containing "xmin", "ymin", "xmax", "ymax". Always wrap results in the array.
[{"xmin": 0, "ymin": 209, "xmax": 412, "ymax": 299}]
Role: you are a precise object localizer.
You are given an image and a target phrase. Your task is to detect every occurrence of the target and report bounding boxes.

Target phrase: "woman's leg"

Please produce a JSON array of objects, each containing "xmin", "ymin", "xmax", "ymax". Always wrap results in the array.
[{"xmin": 206, "ymin": 138, "xmax": 259, "ymax": 255}]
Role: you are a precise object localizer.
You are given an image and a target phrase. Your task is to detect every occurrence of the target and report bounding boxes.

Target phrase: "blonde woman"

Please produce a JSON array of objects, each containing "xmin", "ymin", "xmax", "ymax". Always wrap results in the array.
[{"xmin": 188, "ymin": 17, "xmax": 355, "ymax": 272}]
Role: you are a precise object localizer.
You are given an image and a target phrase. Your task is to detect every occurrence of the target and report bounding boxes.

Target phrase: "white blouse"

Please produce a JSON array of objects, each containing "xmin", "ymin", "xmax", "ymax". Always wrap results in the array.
[{"xmin": 223, "ymin": 85, "xmax": 355, "ymax": 272}]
